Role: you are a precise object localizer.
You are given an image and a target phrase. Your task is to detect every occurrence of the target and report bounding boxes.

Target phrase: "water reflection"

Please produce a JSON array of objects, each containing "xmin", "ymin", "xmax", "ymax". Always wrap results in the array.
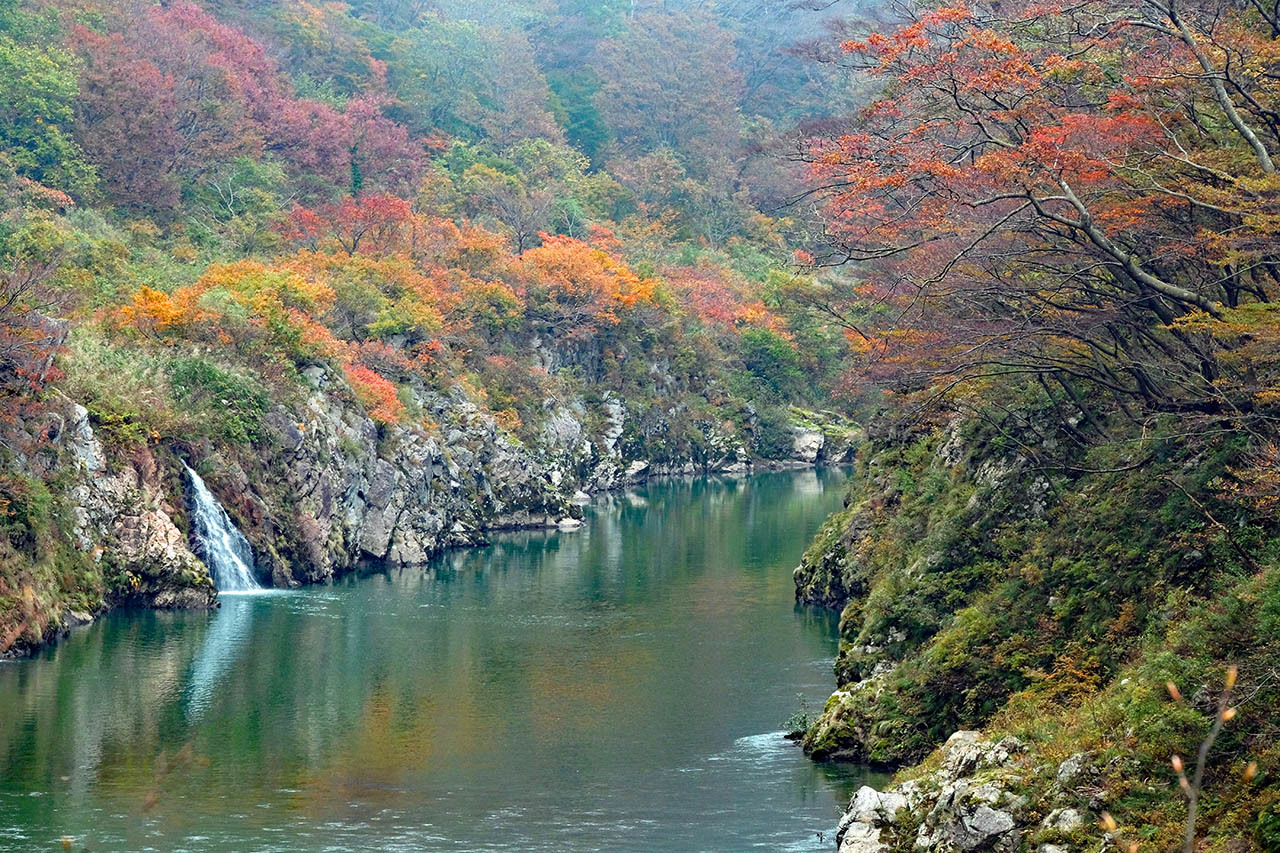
[
  {"xmin": 184, "ymin": 595, "xmax": 257, "ymax": 719},
  {"xmin": 0, "ymin": 470, "xmax": 882, "ymax": 852}
]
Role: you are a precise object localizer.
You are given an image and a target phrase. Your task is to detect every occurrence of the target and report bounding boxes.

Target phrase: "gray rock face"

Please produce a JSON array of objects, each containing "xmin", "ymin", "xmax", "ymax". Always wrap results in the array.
[
  {"xmin": 830, "ymin": 732, "xmax": 1059, "ymax": 853},
  {"xmin": 793, "ymin": 428, "xmax": 826, "ymax": 463},
  {"xmin": 60, "ymin": 403, "xmax": 218, "ymax": 614},
  {"xmin": 15, "ymin": 364, "xmax": 839, "ymax": 656},
  {"xmin": 250, "ymin": 380, "xmax": 576, "ymax": 584},
  {"xmin": 211, "ymin": 375, "xmax": 777, "ymax": 587},
  {"xmin": 849, "ymin": 785, "xmax": 910, "ymax": 825},
  {"xmin": 941, "ymin": 730, "xmax": 988, "ymax": 777},
  {"xmin": 946, "ymin": 804, "xmax": 1016, "ymax": 849},
  {"xmin": 835, "ymin": 785, "xmax": 917, "ymax": 852}
]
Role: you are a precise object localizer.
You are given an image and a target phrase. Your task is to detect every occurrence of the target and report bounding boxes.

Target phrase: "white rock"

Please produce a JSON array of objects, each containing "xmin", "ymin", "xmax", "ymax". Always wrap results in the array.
[
  {"xmin": 67, "ymin": 404, "xmax": 104, "ymax": 474},
  {"xmin": 301, "ymin": 365, "xmax": 327, "ymax": 387},
  {"xmin": 1056, "ymin": 753, "xmax": 1089, "ymax": 787},
  {"xmin": 1041, "ymin": 807, "xmax": 1084, "ymax": 831},
  {"xmin": 849, "ymin": 786, "xmax": 909, "ymax": 826},
  {"xmin": 792, "ymin": 428, "xmax": 825, "ymax": 462},
  {"xmin": 941, "ymin": 730, "xmax": 985, "ymax": 777},
  {"xmin": 838, "ymin": 821, "xmax": 888, "ymax": 853}
]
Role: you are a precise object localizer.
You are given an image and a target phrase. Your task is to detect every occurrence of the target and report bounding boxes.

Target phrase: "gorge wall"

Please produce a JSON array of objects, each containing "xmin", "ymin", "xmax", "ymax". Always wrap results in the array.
[
  {"xmin": 794, "ymin": 398, "xmax": 1280, "ymax": 851},
  {"xmin": 1, "ymin": 368, "xmax": 857, "ymax": 658}
]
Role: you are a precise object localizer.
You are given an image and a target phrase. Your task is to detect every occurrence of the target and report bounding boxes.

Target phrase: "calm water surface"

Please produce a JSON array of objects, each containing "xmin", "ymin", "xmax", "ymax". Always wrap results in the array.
[{"xmin": 0, "ymin": 470, "xmax": 885, "ymax": 852}]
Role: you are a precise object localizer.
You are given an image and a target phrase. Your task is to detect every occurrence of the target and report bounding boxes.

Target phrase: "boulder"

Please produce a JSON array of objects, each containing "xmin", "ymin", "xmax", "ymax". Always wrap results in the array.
[
  {"xmin": 832, "ymin": 733, "xmax": 1030, "ymax": 853},
  {"xmin": 1040, "ymin": 808, "xmax": 1084, "ymax": 832},
  {"xmin": 792, "ymin": 428, "xmax": 825, "ymax": 463},
  {"xmin": 838, "ymin": 822, "xmax": 888, "ymax": 853},
  {"xmin": 849, "ymin": 786, "xmax": 910, "ymax": 825}
]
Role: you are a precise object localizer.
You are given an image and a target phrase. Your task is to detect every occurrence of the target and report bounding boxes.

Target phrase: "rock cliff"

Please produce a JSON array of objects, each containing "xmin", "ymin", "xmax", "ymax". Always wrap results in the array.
[
  {"xmin": 2, "ymin": 370, "xmax": 855, "ymax": 656},
  {"xmin": 797, "ymin": 396, "xmax": 1280, "ymax": 851}
]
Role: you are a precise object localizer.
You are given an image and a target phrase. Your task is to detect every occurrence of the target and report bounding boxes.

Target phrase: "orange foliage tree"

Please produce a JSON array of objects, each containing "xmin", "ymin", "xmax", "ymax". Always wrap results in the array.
[
  {"xmin": 283, "ymin": 194, "xmax": 417, "ymax": 255},
  {"xmin": 518, "ymin": 233, "xmax": 656, "ymax": 339},
  {"xmin": 801, "ymin": 0, "xmax": 1280, "ymax": 416},
  {"xmin": 665, "ymin": 263, "xmax": 788, "ymax": 339}
]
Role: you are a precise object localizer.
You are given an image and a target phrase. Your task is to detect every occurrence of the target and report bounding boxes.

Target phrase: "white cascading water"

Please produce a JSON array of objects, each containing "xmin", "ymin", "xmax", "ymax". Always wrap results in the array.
[{"xmin": 184, "ymin": 464, "xmax": 263, "ymax": 592}]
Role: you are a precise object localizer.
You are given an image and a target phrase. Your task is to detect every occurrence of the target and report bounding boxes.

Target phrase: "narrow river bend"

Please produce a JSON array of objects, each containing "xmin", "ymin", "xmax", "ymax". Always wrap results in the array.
[{"xmin": 0, "ymin": 470, "xmax": 885, "ymax": 852}]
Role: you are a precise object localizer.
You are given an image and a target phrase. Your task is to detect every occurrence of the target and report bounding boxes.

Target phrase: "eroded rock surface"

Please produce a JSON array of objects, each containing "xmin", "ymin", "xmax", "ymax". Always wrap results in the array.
[{"xmin": 831, "ymin": 732, "xmax": 1094, "ymax": 853}]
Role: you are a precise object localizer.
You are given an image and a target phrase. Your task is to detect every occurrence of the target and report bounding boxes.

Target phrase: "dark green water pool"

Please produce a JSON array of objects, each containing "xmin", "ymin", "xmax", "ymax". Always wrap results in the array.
[{"xmin": 0, "ymin": 470, "xmax": 885, "ymax": 852}]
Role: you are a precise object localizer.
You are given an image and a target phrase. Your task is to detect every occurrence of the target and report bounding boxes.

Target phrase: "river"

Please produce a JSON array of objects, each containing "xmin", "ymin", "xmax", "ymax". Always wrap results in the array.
[{"xmin": 0, "ymin": 470, "xmax": 884, "ymax": 852}]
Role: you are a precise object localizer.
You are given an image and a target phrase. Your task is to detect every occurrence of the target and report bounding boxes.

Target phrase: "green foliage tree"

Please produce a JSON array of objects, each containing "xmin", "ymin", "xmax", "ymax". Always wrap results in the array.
[
  {"xmin": 0, "ymin": 11, "xmax": 96, "ymax": 197},
  {"xmin": 738, "ymin": 327, "xmax": 804, "ymax": 399},
  {"xmin": 547, "ymin": 71, "xmax": 612, "ymax": 166},
  {"xmin": 387, "ymin": 18, "xmax": 559, "ymax": 144}
]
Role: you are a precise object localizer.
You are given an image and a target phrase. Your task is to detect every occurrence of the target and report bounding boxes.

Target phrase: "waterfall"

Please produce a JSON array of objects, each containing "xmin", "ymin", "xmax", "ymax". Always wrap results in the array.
[{"xmin": 184, "ymin": 464, "xmax": 263, "ymax": 592}]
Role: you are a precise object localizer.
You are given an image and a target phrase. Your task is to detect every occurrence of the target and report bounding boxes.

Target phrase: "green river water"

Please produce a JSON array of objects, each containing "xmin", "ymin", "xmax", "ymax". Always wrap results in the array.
[{"xmin": 0, "ymin": 469, "xmax": 885, "ymax": 852}]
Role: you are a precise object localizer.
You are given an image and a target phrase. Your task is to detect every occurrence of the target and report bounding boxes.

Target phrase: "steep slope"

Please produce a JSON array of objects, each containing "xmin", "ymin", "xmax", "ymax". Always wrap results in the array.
[{"xmin": 796, "ymin": 388, "xmax": 1280, "ymax": 850}]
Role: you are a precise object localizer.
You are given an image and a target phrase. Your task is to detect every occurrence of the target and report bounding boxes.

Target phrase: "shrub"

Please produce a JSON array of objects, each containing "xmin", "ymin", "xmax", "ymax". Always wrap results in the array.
[
  {"xmin": 168, "ymin": 357, "xmax": 268, "ymax": 445},
  {"xmin": 751, "ymin": 404, "xmax": 794, "ymax": 459}
]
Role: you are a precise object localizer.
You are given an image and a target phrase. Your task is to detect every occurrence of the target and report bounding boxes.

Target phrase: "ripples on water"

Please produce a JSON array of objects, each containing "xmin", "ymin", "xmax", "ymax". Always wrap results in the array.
[{"xmin": 0, "ymin": 471, "xmax": 889, "ymax": 852}]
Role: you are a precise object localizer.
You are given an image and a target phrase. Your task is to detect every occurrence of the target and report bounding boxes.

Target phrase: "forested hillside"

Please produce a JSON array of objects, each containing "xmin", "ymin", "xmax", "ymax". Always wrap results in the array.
[
  {"xmin": 0, "ymin": 0, "xmax": 867, "ymax": 653},
  {"xmin": 6, "ymin": 0, "xmax": 1280, "ymax": 847},
  {"xmin": 786, "ymin": 0, "xmax": 1280, "ymax": 849}
]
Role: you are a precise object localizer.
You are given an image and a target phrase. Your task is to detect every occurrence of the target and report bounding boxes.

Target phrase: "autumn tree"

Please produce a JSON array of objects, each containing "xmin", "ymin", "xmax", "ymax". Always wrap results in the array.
[
  {"xmin": 286, "ymin": 250, "xmax": 450, "ymax": 345},
  {"xmin": 69, "ymin": 2, "xmax": 421, "ymax": 206},
  {"xmin": 71, "ymin": 28, "xmax": 188, "ymax": 211},
  {"xmin": 449, "ymin": 139, "xmax": 623, "ymax": 250},
  {"xmin": 594, "ymin": 10, "xmax": 745, "ymax": 182},
  {"xmin": 800, "ymin": 0, "xmax": 1280, "ymax": 417},
  {"xmin": 0, "ymin": 6, "xmax": 96, "ymax": 198},
  {"xmin": 518, "ymin": 232, "xmax": 656, "ymax": 339},
  {"xmin": 0, "ymin": 215, "xmax": 68, "ymax": 394},
  {"xmin": 282, "ymin": 194, "xmax": 417, "ymax": 255}
]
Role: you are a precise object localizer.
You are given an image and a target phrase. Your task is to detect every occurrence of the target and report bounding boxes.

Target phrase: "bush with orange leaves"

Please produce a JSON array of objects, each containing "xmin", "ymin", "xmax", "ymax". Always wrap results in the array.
[
  {"xmin": 114, "ymin": 256, "xmax": 425, "ymax": 425},
  {"xmin": 284, "ymin": 250, "xmax": 452, "ymax": 344},
  {"xmin": 343, "ymin": 363, "xmax": 405, "ymax": 424},
  {"xmin": 116, "ymin": 260, "xmax": 336, "ymax": 363},
  {"xmin": 518, "ymin": 233, "xmax": 656, "ymax": 339}
]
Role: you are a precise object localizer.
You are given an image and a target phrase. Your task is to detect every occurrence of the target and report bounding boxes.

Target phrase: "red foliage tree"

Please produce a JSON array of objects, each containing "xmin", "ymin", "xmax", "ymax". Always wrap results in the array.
[
  {"xmin": 282, "ymin": 194, "xmax": 417, "ymax": 255},
  {"xmin": 70, "ymin": 2, "xmax": 421, "ymax": 205},
  {"xmin": 71, "ymin": 28, "xmax": 186, "ymax": 211},
  {"xmin": 802, "ymin": 0, "xmax": 1280, "ymax": 411}
]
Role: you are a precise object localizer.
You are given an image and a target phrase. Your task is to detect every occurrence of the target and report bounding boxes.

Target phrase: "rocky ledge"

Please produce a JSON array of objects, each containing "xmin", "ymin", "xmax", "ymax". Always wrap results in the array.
[
  {"xmin": 835, "ymin": 731, "xmax": 1097, "ymax": 853},
  {"xmin": 5, "ymin": 371, "xmax": 859, "ymax": 656}
]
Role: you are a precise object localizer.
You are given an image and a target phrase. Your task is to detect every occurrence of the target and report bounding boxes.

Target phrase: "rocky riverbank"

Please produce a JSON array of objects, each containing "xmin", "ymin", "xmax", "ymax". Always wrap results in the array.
[
  {"xmin": 2, "ymin": 369, "xmax": 859, "ymax": 657},
  {"xmin": 833, "ymin": 731, "xmax": 1093, "ymax": 853},
  {"xmin": 795, "ymin": 395, "xmax": 1280, "ymax": 851}
]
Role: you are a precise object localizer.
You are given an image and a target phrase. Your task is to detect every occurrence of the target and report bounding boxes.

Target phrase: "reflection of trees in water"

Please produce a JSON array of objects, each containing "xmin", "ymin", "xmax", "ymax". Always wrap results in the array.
[
  {"xmin": 0, "ymin": 608, "xmax": 213, "ymax": 813},
  {"xmin": 0, "ymin": 469, "xmax": 856, "ymax": 848}
]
